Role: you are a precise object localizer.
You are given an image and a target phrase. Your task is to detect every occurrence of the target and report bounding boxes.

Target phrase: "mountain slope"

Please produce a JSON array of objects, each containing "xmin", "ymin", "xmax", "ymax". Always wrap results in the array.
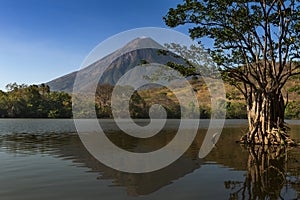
[{"xmin": 46, "ymin": 37, "xmax": 178, "ymax": 92}]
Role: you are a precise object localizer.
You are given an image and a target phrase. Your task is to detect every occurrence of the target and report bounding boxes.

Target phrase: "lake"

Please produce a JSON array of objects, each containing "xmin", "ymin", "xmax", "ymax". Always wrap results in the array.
[{"xmin": 0, "ymin": 119, "xmax": 300, "ymax": 199}]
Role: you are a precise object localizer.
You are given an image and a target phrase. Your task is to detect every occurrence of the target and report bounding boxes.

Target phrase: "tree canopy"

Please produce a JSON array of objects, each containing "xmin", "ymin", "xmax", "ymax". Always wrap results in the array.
[
  {"xmin": 164, "ymin": 0, "xmax": 300, "ymax": 89},
  {"xmin": 0, "ymin": 83, "xmax": 72, "ymax": 118},
  {"xmin": 164, "ymin": 0, "xmax": 300, "ymax": 145}
]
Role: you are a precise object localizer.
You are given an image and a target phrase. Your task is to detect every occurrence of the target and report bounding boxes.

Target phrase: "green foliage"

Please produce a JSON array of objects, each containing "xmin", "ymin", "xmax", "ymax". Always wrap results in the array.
[
  {"xmin": 93, "ymin": 84, "xmax": 149, "ymax": 119},
  {"xmin": 164, "ymin": 43, "xmax": 219, "ymax": 78},
  {"xmin": 226, "ymin": 91, "xmax": 242, "ymax": 100},
  {"xmin": 164, "ymin": 0, "xmax": 300, "ymax": 66},
  {"xmin": 164, "ymin": 0, "xmax": 300, "ymax": 129},
  {"xmin": 199, "ymin": 105, "xmax": 211, "ymax": 118},
  {"xmin": 164, "ymin": 1, "xmax": 300, "ymax": 89},
  {"xmin": 0, "ymin": 91, "xmax": 8, "ymax": 117},
  {"xmin": 288, "ymin": 85, "xmax": 300, "ymax": 94},
  {"xmin": 226, "ymin": 102, "xmax": 247, "ymax": 119},
  {"xmin": 0, "ymin": 82, "xmax": 296, "ymax": 119},
  {"xmin": 46, "ymin": 91, "xmax": 72, "ymax": 118},
  {"xmin": 0, "ymin": 83, "xmax": 72, "ymax": 118},
  {"xmin": 285, "ymin": 101, "xmax": 300, "ymax": 119}
]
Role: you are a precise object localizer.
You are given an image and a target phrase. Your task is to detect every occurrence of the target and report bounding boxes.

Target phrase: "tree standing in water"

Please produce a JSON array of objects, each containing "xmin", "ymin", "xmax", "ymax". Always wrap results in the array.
[{"xmin": 164, "ymin": 0, "xmax": 300, "ymax": 145}]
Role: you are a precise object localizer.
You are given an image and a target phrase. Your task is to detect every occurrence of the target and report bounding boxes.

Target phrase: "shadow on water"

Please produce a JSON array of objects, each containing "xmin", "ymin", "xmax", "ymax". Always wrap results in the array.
[
  {"xmin": 0, "ymin": 130, "xmax": 204, "ymax": 196},
  {"xmin": 0, "ymin": 121, "xmax": 300, "ymax": 198}
]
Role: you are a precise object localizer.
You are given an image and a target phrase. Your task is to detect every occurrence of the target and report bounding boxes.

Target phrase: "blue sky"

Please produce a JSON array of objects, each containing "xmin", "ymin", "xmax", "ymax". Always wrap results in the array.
[{"xmin": 0, "ymin": 0, "xmax": 188, "ymax": 91}]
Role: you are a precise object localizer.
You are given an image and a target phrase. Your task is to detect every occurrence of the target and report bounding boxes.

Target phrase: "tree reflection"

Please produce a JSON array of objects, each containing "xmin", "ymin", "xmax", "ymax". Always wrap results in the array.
[
  {"xmin": 0, "ymin": 131, "xmax": 203, "ymax": 196},
  {"xmin": 226, "ymin": 145, "xmax": 288, "ymax": 199},
  {"xmin": 2, "ymin": 126, "xmax": 300, "ymax": 198}
]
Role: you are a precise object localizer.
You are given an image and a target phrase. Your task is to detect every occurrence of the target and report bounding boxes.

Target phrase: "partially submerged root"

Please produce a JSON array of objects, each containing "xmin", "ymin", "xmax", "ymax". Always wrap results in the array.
[{"xmin": 239, "ymin": 128, "xmax": 297, "ymax": 146}]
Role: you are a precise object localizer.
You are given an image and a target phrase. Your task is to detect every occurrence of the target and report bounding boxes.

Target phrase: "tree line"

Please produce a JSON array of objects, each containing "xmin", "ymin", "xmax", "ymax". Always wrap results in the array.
[
  {"xmin": 0, "ymin": 83, "xmax": 298, "ymax": 119},
  {"xmin": 0, "ymin": 83, "xmax": 72, "ymax": 118}
]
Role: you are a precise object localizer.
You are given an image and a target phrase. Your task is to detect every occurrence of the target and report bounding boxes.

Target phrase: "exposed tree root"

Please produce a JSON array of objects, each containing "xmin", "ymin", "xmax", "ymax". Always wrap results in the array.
[{"xmin": 239, "ymin": 128, "xmax": 297, "ymax": 146}]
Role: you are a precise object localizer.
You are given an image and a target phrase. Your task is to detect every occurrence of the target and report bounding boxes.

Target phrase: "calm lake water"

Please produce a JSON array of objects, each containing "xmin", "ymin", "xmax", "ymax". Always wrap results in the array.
[{"xmin": 0, "ymin": 119, "xmax": 300, "ymax": 200}]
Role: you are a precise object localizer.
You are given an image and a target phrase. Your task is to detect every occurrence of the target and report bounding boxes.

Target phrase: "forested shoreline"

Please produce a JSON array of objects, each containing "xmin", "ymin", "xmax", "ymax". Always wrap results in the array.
[
  {"xmin": 0, "ymin": 83, "xmax": 299, "ymax": 119},
  {"xmin": 0, "ymin": 83, "xmax": 72, "ymax": 118}
]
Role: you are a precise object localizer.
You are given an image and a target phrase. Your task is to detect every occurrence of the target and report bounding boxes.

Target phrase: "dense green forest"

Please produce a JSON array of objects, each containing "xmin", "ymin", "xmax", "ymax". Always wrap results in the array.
[
  {"xmin": 0, "ymin": 83, "xmax": 72, "ymax": 118},
  {"xmin": 0, "ymin": 82, "xmax": 299, "ymax": 119}
]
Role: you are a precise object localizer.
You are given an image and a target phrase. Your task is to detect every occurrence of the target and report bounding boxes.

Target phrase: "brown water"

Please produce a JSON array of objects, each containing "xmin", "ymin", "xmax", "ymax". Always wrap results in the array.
[{"xmin": 0, "ymin": 119, "xmax": 299, "ymax": 200}]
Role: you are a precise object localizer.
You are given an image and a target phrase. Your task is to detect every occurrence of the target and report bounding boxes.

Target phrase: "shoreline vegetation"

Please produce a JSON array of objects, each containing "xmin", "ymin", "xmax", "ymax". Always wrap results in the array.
[{"xmin": 0, "ymin": 81, "xmax": 299, "ymax": 120}]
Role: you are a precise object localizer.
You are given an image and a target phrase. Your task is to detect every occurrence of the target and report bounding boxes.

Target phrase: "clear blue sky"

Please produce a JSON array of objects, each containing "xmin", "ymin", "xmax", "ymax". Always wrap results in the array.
[{"xmin": 0, "ymin": 0, "xmax": 189, "ymax": 91}]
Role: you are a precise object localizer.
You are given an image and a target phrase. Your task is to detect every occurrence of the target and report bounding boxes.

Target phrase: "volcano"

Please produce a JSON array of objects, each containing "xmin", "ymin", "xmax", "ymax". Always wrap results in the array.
[{"xmin": 46, "ymin": 37, "xmax": 186, "ymax": 93}]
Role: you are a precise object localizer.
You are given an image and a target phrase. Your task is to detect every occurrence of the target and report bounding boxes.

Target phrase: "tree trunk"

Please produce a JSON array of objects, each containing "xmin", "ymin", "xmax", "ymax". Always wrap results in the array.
[{"xmin": 240, "ymin": 89, "xmax": 295, "ymax": 145}]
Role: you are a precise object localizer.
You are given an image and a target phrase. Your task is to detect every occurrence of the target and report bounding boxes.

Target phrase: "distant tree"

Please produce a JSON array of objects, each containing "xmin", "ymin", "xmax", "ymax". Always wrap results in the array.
[
  {"xmin": 0, "ymin": 83, "xmax": 72, "ymax": 118},
  {"xmin": 22, "ymin": 85, "xmax": 44, "ymax": 117},
  {"xmin": 5, "ymin": 82, "xmax": 27, "ymax": 92},
  {"xmin": 39, "ymin": 83, "xmax": 50, "ymax": 96},
  {"xmin": 46, "ymin": 91, "xmax": 72, "ymax": 118},
  {"xmin": 164, "ymin": 0, "xmax": 300, "ymax": 145},
  {"xmin": 95, "ymin": 84, "xmax": 114, "ymax": 118},
  {"xmin": 0, "ymin": 90, "xmax": 8, "ymax": 117}
]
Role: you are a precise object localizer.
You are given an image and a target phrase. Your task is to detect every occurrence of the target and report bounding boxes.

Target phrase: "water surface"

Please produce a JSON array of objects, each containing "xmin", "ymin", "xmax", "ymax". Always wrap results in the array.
[{"xmin": 0, "ymin": 119, "xmax": 299, "ymax": 199}]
